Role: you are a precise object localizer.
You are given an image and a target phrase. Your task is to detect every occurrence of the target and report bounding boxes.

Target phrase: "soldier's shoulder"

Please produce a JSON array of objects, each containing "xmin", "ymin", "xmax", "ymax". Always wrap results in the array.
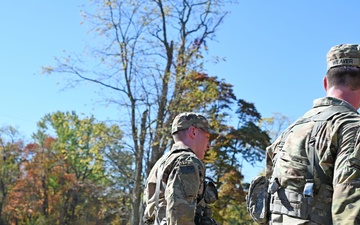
[
  {"xmin": 315, "ymin": 109, "xmax": 360, "ymax": 137},
  {"xmin": 171, "ymin": 151, "xmax": 204, "ymax": 171},
  {"xmin": 333, "ymin": 112, "xmax": 360, "ymax": 132}
]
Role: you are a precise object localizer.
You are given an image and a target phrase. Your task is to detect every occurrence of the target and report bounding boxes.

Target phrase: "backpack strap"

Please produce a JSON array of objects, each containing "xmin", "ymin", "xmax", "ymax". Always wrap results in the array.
[
  {"xmin": 304, "ymin": 105, "xmax": 352, "ymax": 197},
  {"xmin": 268, "ymin": 116, "xmax": 313, "ymax": 194},
  {"xmin": 154, "ymin": 163, "xmax": 165, "ymax": 224}
]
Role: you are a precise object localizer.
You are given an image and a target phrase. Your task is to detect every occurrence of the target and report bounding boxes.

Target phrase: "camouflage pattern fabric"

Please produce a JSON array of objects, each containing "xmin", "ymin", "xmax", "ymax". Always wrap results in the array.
[
  {"xmin": 327, "ymin": 44, "xmax": 360, "ymax": 69},
  {"xmin": 266, "ymin": 97, "xmax": 360, "ymax": 225},
  {"xmin": 171, "ymin": 112, "xmax": 218, "ymax": 140},
  {"xmin": 143, "ymin": 143, "xmax": 205, "ymax": 225}
]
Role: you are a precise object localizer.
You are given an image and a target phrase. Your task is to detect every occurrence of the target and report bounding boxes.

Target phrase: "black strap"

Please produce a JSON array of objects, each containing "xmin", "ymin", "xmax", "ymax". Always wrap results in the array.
[
  {"xmin": 309, "ymin": 105, "xmax": 352, "ymax": 182},
  {"xmin": 269, "ymin": 116, "xmax": 313, "ymax": 191},
  {"xmin": 307, "ymin": 121, "xmax": 329, "ymax": 187},
  {"xmin": 304, "ymin": 105, "xmax": 352, "ymax": 196}
]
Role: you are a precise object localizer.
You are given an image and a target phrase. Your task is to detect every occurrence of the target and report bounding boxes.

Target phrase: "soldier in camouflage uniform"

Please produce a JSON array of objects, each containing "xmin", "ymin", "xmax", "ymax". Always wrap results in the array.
[
  {"xmin": 143, "ymin": 112, "xmax": 219, "ymax": 225},
  {"xmin": 265, "ymin": 44, "xmax": 360, "ymax": 225}
]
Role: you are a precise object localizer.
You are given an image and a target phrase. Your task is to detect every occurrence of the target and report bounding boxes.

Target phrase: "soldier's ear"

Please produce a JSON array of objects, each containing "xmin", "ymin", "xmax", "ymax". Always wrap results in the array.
[
  {"xmin": 189, "ymin": 126, "xmax": 196, "ymax": 138},
  {"xmin": 323, "ymin": 76, "xmax": 328, "ymax": 91}
]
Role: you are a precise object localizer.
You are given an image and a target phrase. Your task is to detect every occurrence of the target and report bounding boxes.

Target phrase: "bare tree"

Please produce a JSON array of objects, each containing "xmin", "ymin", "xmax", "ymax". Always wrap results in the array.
[
  {"xmin": 43, "ymin": 0, "xmax": 238, "ymax": 224},
  {"xmin": 259, "ymin": 112, "xmax": 292, "ymax": 141}
]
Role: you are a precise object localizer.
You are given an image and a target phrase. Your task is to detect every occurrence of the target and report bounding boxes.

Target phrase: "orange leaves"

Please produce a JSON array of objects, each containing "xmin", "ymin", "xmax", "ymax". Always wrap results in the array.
[
  {"xmin": 44, "ymin": 137, "xmax": 56, "ymax": 148},
  {"xmin": 218, "ymin": 169, "xmax": 244, "ymax": 201}
]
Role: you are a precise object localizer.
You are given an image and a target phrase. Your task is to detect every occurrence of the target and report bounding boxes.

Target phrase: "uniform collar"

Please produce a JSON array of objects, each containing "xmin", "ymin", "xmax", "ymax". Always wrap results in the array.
[
  {"xmin": 313, "ymin": 97, "xmax": 358, "ymax": 113},
  {"xmin": 170, "ymin": 143, "xmax": 194, "ymax": 154}
]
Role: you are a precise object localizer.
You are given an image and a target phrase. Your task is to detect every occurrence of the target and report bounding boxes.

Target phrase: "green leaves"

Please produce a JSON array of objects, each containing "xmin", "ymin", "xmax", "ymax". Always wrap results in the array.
[
  {"xmin": 0, "ymin": 112, "xmax": 130, "ymax": 224},
  {"xmin": 37, "ymin": 111, "xmax": 125, "ymax": 183}
]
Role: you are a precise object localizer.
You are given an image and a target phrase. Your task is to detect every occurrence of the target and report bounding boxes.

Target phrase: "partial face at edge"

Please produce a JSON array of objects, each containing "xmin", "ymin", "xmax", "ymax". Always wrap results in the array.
[{"xmin": 193, "ymin": 127, "xmax": 210, "ymax": 160}]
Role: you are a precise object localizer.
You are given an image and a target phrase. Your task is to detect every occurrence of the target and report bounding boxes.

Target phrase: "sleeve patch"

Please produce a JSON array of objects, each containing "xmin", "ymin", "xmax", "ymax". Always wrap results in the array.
[{"xmin": 180, "ymin": 165, "xmax": 195, "ymax": 174}]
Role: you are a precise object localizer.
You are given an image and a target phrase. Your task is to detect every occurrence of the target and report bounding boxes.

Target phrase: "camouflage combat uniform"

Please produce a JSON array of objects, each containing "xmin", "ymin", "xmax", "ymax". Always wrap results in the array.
[
  {"xmin": 143, "ymin": 143, "xmax": 206, "ymax": 225},
  {"xmin": 266, "ymin": 97, "xmax": 360, "ymax": 224}
]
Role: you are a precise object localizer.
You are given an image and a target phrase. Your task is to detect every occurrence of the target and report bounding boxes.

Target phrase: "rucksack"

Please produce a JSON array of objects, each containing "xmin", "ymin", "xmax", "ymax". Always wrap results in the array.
[
  {"xmin": 246, "ymin": 105, "xmax": 353, "ymax": 224},
  {"xmin": 246, "ymin": 175, "xmax": 270, "ymax": 224}
]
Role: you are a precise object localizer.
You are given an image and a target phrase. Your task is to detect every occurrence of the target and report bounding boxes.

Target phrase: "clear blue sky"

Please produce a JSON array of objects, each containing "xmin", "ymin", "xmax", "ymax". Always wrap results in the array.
[{"xmin": 1, "ymin": 1, "xmax": 360, "ymax": 182}]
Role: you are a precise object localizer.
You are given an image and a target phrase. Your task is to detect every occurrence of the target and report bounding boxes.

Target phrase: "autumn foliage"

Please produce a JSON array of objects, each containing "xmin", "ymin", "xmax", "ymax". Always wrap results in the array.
[{"xmin": 0, "ymin": 112, "xmax": 127, "ymax": 225}]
